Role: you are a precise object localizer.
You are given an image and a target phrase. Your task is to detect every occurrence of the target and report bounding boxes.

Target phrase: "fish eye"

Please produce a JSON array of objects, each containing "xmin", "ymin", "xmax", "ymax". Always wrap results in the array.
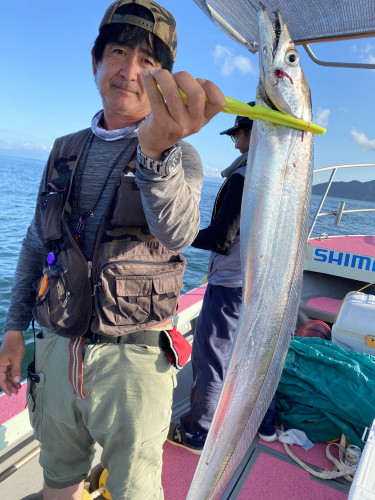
[{"xmin": 285, "ymin": 50, "xmax": 299, "ymax": 66}]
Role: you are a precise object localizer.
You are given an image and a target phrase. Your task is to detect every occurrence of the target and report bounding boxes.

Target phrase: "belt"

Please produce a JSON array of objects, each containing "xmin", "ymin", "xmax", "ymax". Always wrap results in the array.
[{"xmin": 83, "ymin": 330, "xmax": 167, "ymax": 348}]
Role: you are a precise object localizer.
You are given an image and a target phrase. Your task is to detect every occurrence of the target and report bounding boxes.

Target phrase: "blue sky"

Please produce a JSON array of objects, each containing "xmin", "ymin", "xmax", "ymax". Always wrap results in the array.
[{"xmin": 1, "ymin": 0, "xmax": 374, "ymax": 183}]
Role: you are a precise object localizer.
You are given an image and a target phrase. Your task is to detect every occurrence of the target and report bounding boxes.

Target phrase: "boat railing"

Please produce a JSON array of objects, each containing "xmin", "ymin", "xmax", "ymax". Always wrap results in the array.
[{"xmin": 308, "ymin": 163, "xmax": 375, "ymax": 239}]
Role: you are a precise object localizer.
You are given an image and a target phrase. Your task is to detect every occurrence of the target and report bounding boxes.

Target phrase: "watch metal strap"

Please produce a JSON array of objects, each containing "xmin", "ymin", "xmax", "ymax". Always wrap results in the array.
[{"xmin": 137, "ymin": 144, "xmax": 178, "ymax": 177}]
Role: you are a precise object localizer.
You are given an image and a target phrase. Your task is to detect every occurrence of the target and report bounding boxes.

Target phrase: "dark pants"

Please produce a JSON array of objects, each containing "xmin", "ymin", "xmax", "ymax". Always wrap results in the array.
[{"xmin": 180, "ymin": 283, "xmax": 275, "ymax": 447}]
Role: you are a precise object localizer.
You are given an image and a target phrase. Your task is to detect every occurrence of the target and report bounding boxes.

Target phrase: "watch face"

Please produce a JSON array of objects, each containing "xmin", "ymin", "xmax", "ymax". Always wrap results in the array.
[{"xmin": 166, "ymin": 147, "xmax": 182, "ymax": 174}]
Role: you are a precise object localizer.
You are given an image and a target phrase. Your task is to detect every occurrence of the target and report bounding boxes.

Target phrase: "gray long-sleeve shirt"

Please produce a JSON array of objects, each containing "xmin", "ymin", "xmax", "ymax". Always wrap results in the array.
[{"xmin": 5, "ymin": 134, "xmax": 203, "ymax": 332}]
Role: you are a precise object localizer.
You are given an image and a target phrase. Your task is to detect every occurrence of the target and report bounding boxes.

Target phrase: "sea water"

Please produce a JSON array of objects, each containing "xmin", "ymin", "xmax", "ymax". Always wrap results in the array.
[{"xmin": 0, "ymin": 155, "xmax": 374, "ymax": 372}]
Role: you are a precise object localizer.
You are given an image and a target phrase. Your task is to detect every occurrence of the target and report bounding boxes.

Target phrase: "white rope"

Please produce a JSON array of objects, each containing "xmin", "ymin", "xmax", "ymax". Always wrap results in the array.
[
  {"xmin": 326, "ymin": 441, "xmax": 354, "ymax": 482},
  {"xmin": 280, "ymin": 431, "xmax": 355, "ymax": 481}
]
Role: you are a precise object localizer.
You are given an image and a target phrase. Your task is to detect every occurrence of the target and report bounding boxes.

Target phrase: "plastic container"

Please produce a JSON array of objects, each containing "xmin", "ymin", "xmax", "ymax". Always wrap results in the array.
[
  {"xmin": 331, "ymin": 292, "xmax": 375, "ymax": 355},
  {"xmin": 348, "ymin": 420, "xmax": 375, "ymax": 500}
]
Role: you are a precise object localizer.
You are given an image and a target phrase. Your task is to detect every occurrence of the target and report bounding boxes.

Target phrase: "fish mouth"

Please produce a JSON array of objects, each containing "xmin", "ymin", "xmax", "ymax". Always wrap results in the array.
[
  {"xmin": 259, "ymin": 84, "xmax": 279, "ymax": 111},
  {"xmin": 258, "ymin": 5, "xmax": 282, "ymax": 111},
  {"xmin": 258, "ymin": 4, "xmax": 293, "ymax": 114},
  {"xmin": 271, "ymin": 11, "xmax": 282, "ymax": 61}
]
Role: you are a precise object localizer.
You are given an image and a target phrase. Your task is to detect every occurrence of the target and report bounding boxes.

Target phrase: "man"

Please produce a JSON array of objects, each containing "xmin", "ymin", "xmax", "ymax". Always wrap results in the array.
[
  {"xmin": 168, "ymin": 109, "xmax": 276, "ymax": 455},
  {"xmin": 0, "ymin": 1, "xmax": 225, "ymax": 499}
]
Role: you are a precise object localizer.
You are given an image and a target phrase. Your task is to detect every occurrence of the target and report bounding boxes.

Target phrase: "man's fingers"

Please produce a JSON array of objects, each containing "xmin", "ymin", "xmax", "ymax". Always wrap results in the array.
[
  {"xmin": 10, "ymin": 357, "xmax": 22, "ymax": 384},
  {"xmin": 0, "ymin": 362, "xmax": 14, "ymax": 396},
  {"xmin": 196, "ymin": 78, "xmax": 227, "ymax": 124},
  {"xmin": 1, "ymin": 386, "xmax": 12, "ymax": 397},
  {"xmin": 142, "ymin": 69, "xmax": 225, "ymax": 127},
  {"xmin": 141, "ymin": 69, "xmax": 166, "ymax": 113},
  {"xmin": 172, "ymin": 72, "xmax": 207, "ymax": 133},
  {"xmin": 139, "ymin": 68, "xmax": 189, "ymax": 157},
  {"xmin": 138, "ymin": 69, "xmax": 226, "ymax": 157},
  {"xmin": 150, "ymin": 69, "xmax": 191, "ymax": 129}
]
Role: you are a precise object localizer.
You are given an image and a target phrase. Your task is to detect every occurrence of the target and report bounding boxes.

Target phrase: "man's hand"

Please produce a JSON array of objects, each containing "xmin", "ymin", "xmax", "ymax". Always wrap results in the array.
[
  {"xmin": 0, "ymin": 331, "xmax": 25, "ymax": 396},
  {"xmin": 138, "ymin": 69, "xmax": 226, "ymax": 160}
]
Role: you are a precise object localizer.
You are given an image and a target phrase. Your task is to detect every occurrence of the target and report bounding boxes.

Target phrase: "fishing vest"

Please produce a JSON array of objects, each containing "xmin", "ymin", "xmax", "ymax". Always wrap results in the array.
[
  {"xmin": 207, "ymin": 163, "xmax": 247, "ymax": 288},
  {"xmin": 33, "ymin": 128, "xmax": 186, "ymax": 339},
  {"xmin": 212, "ymin": 162, "xmax": 247, "ymax": 220}
]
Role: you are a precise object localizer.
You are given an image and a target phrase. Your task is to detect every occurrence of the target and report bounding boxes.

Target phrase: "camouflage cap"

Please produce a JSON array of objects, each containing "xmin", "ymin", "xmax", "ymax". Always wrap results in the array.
[{"xmin": 99, "ymin": 0, "xmax": 177, "ymax": 62}]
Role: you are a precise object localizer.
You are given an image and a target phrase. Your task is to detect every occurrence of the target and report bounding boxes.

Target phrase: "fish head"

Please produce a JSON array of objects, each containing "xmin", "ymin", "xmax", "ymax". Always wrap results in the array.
[{"xmin": 257, "ymin": 3, "xmax": 310, "ymax": 119}]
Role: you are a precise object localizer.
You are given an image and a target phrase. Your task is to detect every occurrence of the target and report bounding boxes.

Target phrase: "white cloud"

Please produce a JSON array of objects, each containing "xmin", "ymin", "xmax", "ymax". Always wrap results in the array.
[
  {"xmin": 214, "ymin": 45, "xmax": 255, "ymax": 77},
  {"xmin": 351, "ymin": 129, "xmax": 375, "ymax": 151},
  {"xmin": 365, "ymin": 54, "xmax": 375, "ymax": 65},
  {"xmin": 315, "ymin": 108, "xmax": 331, "ymax": 128},
  {"xmin": 203, "ymin": 164, "xmax": 221, "ymax": 178},
  {"xmin": 0, "ymin": 137, "xmax": 52, "ymax": 152},
  {"xmin": 359, "ymin": 44, "xmax": 375, "ymax": 65},
  {"xmin": 344, "ymin": 43, "xmax": 375, "ymax": 67},
  {"xmin": 22, "ymin": 142, "xmax": 51, "ymax": 152}
]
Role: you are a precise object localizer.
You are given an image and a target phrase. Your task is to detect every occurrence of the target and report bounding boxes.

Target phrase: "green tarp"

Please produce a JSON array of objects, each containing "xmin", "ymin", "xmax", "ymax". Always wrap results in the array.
[{"xmin": 276, "ymin": 337, "xmax": 375, "ymax": 448}]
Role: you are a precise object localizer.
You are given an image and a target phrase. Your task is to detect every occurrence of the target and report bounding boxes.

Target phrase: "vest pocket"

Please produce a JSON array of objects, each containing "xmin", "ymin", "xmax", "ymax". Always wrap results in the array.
[
  {"xmin": 33, "ymin": 266, "xmax": 81, "ymax": 331},
  {"xmin": 115, "ymin": 277, "xmax": 152, "ymax": 323},
  {"xmin": 152, "ymin": 274, "xmax": 182, "ymax": 321},
  {"xmin": 110, "ymin": 176, "xmax": 148, "ymax": 228},
  {"xmin": 40, "ymin": 191, "xmax": 64, "ymax": 241},
  {"xmin": 96, "ymin": 262, "xmax": 184, "ymax": 328}
]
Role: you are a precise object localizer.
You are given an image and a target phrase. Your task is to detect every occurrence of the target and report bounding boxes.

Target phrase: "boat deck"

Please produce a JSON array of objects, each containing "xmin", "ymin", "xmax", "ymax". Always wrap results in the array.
[
  {"xmin": 0, "ymin": 427, "xmax": 352, "ymax": 499},
  {"xmin": 0, "ymin": 268, "xmax": 370, "ymax": 498},
  {"xmin": 163, "ymin": 436, "xmax": 350, "ymax": 500}
]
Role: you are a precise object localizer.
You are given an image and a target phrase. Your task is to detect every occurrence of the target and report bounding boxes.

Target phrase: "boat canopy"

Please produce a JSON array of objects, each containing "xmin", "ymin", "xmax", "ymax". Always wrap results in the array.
[{"xmin": 193, "ymin": 0, "xmax": 375, "ymax": 66}]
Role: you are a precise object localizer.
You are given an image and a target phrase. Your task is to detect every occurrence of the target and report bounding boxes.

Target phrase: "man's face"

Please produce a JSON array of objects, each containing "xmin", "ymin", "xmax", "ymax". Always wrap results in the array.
[
  {"xmin": 232, "ymin": 129, "xmax": 251, "ymax": 154},
  {"xmin": 92, "ymin": 43, "xmax": 162, "ymax": 129}
]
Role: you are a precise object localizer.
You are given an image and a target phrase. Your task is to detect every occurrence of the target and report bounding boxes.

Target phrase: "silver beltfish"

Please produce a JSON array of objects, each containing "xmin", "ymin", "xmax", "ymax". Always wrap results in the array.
[{"xmin": 187, "ymin": 4, "xmax": 314, "ymax": 499}]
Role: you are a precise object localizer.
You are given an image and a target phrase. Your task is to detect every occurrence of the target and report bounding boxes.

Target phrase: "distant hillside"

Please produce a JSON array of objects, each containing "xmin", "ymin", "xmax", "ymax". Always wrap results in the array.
[
  {"xmin": 203, "ymin": 176, "xmax": 223, "ymax": 185},
  {"xmin": 312, "ymin": 180, "xmax": 375, "ymax": 202}
]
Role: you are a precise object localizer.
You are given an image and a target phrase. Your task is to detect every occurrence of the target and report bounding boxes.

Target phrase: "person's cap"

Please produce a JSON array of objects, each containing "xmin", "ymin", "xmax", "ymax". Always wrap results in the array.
[
  {"xmin": 99, "ymin": 0, "xmax": 177, "ymax": 62},
  {"xmin": 220, "ymin": 101, "xmax": 255, "ymax": 136}
]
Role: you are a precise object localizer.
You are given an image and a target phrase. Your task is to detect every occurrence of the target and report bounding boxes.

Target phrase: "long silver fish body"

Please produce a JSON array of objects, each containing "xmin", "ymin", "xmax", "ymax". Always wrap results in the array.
[{"xmin": 187, "ymin": 5, "xmax": 313, "ymax": 500}]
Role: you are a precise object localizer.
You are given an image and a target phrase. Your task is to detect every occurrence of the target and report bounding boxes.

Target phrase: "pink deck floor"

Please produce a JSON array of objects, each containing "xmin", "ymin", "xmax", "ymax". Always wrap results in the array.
[
  {"xmin": 0, "ymin": 383, "xmax": 27, "ymax": 425},
  {"xmin": 162, "ymin": 438, "xmax": 349, "ymax": 499},
  {"xmin": 305, "ymin": 296, "xmax": 341, "ymax": 314}
]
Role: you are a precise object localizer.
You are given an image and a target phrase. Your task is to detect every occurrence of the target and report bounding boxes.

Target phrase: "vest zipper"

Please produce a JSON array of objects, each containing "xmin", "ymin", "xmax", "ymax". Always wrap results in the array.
[
  {"xmin": 62, "ymin": 219, "xmax": 94, "ymax": 322},
  {"xmin": 92, "ymin": 281, "xmax": 103, "ymax": 296},
  {"xmin": 62, "ymin": 291, "xmax": 71, "ymax": 308},
  {"xmin": 59, "ymin": 272, "xmax": 71, "ymax": 308},
  {"xmin": 92, "ymin": 259, "xmax": 181, "ymax": 295},
  {"xmin": 101, "ymin": 259, "xmax": 178, "ymax": 272}
]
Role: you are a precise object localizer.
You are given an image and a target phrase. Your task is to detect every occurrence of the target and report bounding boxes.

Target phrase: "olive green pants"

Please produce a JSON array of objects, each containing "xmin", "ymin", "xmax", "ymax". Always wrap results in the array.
[{"xmin": 27, "ymin": 328, "xmax": 176, "ymax": 500}]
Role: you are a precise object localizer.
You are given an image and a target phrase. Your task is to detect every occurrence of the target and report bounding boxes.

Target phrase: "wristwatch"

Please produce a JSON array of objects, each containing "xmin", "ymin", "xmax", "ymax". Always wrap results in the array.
[{"xmin": 137, "ymin": 144, "xmax": 182, "ymax": 177}]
